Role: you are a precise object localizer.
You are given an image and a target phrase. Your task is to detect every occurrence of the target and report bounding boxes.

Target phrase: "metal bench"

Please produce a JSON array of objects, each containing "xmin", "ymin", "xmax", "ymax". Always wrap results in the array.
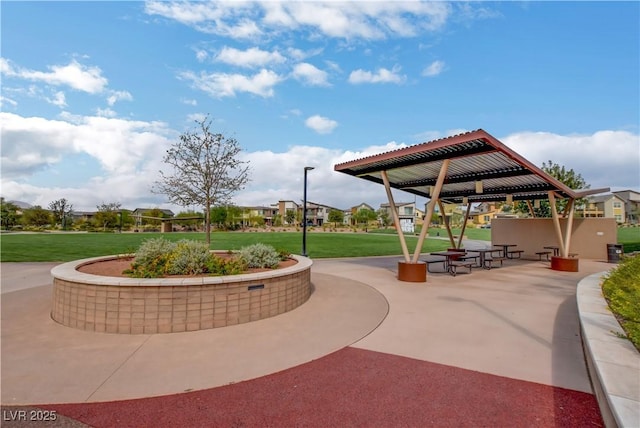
[
  {"xmin": 507, "ymin": 250, "xmax": 524, "ymax": 259},
  {"xmin": 424, "ymin": 256, "xmax": 447, "ymax": 272},
  {"xmin": 484, "ymin": 257, "xmax": 505, "ymax": 269},
  {"xmin": 448, "ymin": 260, "xmax": 474, "ymax": 276},
  {"xmin": 460, "ymin": 254, "xmax": 480, "ymax": 267},
  {"xmin": 535, "ymin": 251, "xmax": 551, "ymax": 261}
]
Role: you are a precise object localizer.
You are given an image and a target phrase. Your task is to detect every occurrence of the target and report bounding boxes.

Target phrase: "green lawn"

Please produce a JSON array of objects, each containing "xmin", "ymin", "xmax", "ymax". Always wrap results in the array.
[
  {"xmin": 617, "ymin": 227, "xmax": 640, "ymax": 252},
  {"xmin": 2, "ymin": 225, "xmax": 637, "ymax": 262},
  {"xmin": 0, "ymin": 231, "xmax": 453, "ymax": 262}
]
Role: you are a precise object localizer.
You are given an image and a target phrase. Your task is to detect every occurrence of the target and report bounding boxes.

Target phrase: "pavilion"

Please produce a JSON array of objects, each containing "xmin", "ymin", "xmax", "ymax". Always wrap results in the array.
[{"xmin": 334, "ymin": 129, "xmax": 609, "ymax": 281}]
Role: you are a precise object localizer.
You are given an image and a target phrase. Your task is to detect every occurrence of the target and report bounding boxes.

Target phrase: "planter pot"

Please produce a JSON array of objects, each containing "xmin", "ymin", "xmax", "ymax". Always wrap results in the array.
[
  {"xmin": 398, "ymin": 261, "xmax": 427, "ymax": 282},
  {"xmin": 551, "ymin": 256, "xmax": 579, "ymax": 272}
]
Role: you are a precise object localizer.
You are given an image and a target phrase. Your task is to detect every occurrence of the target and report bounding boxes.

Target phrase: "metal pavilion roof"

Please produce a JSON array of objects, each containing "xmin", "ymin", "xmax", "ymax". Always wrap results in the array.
[{"xmin": 334, "ymin": 129, "xmax": 607, "ymax": 205}]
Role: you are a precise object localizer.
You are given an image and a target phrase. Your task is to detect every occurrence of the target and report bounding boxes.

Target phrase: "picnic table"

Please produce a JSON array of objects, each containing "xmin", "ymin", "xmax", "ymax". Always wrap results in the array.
[
  {"xmin": 544, "ymin": 245, "xmax": 560, "ymax": 257},
  {"xmin": 430, "ymin": 250, "xmax": 474, "ymax": 276},
  {"xmin": 493, "ymin": 244, "xmax": 517, "ymax": 257},
  {"xmin": 467, "ymin": 248, "xmax": 503, "ymax": 269}
]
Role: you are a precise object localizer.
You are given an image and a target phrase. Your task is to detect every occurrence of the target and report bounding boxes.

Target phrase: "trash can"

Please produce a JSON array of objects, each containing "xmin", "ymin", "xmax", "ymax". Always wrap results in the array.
[{"xmin": 607, "ymin": 244, "xmax": 623, "ymax": 263}]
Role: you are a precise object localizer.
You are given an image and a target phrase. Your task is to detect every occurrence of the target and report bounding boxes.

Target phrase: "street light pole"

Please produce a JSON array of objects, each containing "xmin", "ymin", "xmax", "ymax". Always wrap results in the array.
[{"xmin": 302, "ymin": 166, "xmax": 315, "ymax": 257}]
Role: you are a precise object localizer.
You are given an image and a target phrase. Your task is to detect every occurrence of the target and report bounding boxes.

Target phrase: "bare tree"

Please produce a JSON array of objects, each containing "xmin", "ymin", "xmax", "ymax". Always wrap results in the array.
[
  {"xmin": 48, "ymin": 198, "xmax": 73, "ymax": 229},
  {"xmin": 154, "ymin": 116, "xmax": 251, "ymax": 244}
]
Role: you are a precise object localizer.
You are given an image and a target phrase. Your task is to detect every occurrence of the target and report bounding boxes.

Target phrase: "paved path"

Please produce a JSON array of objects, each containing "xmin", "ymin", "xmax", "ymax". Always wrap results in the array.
[{"xmin": 0, "ymin": 256, "xmax": 609, "ymax": 426}]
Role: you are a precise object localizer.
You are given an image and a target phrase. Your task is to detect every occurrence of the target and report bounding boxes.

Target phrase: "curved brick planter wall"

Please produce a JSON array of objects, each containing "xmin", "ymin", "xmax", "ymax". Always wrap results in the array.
[{"xmin": 51, "ymin": 254, "xmax": 312, "ymax": 334}]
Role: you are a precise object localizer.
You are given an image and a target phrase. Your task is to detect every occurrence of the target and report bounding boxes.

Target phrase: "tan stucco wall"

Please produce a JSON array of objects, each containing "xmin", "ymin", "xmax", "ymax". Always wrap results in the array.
[{"xmin": 491, "ymin": 218, "xmax": 617, "ymax": 260}]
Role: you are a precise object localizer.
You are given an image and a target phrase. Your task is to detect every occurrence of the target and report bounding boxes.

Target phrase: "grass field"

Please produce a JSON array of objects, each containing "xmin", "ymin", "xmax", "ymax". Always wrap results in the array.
[
  {"xmin": 1, "ymin": 226, "xmax": 637, "ymax": 262},
  {"xmin": 617, "ymin": 227, "xmax": 640, "ymax": 252},
  {"xmin": 0, "ymin": 231, "xmax": 454, "ymax": 262}
]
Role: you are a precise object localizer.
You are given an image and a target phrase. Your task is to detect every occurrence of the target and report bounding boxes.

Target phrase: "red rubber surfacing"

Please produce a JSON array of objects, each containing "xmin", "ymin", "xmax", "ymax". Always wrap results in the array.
[{"xmin": 45, "ymin": 347, "xmax": 603, "ymax": 427}]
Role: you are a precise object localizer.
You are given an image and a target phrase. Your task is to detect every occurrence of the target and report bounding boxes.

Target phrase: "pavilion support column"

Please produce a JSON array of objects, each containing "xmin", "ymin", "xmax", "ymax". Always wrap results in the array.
[
  {"xmin": 563, "ymin": 198, "xmax": 576, "ymax": 257},
  {"xmin": 549, "ymin": 192, "xmax": 579, "ymax": 271},
  {"xmin": 526, "ymin": 200, "xmax": 536, "ymax": 218},
  {"xmin": 548, "ymin": 191, "xmax": 565, "ymax": 253},
  {"xmin": 412, "ymin": 159, "xmax": 450, "ymax": 263},
  {"xmin": 457, "ymin": 202, "xmax": 472, "ymax": 249},
  {"xmin": 438, "ymin": 200, "xmax": 456, "ymax": 249},
  {"xmin": 381, "ymin": 170, "xmax": 411, "ymax": 263}
]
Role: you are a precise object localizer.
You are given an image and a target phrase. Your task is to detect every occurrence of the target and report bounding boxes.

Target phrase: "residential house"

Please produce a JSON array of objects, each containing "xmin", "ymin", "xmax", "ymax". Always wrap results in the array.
[
  {"xmin": 346, "ymin": 203, "xmax": 376, "ymax": 226},
  {"xmin": 244, "ymin": 206, "xmax": 278, "ymax": 226},
  {"xmin": 582, "ymin": 194, "xmax": 626, "ymax": 223},
  {"xmin": 379, "ymin": 201, "xmax": 418, "ymax": 232},
  {"xmin": 613, "ymin": 190, "xmax": 640, "ymax": 224},
  {"xmin": 469, "ymin": 202, "xmax": 501, "ymax": 227},
  {"xmin": 274, "ymin": 200, "xmax": 300, "ymax": 225}
]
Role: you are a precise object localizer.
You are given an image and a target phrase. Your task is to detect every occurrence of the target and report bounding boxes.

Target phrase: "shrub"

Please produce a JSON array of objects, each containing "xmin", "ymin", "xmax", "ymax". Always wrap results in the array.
[
  {"xmin": 206, "ymin": 255, "xmax": 247, "ymax": 276},
  {"xmin": 125, "ymin": 238, "xmax": 177, "ymax": 277},
  {"xmin": 276, "ymin": 248, "xmax": 291, "ymax": 261},
  {"xmin": 239, "ymin": 243, "xmax": 281, "ymax": 269},
  {"xmin": 166, "ymin": 240, "xmax": 211, "ymax": 275},
  {"xmin": 602, "ymin": 254, "xmax": 640, "ymax": 350}
]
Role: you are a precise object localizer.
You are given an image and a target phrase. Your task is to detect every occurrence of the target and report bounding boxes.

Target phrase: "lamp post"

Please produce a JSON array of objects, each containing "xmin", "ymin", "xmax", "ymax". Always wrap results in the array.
[{"xmin": 302, "ymin": 166, "xmax": 315, "ymax": 257}]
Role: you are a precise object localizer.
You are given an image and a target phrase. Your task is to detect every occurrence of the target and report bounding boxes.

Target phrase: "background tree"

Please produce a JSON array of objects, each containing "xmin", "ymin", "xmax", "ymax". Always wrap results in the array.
[
  {"xmin": 285, "ymin": 209, "xmax": 296, "ymax": 226},
  {"xmin": 141, "ymin": 208, "xmax": 169, "ymax": 226},
  {"xmin": 514, "ymin": 160, "xmax": 590, "ymax": 217},
  {"xmin": 48, "ymin": 198, "xmax": 73, "ymax": 229},
  {"xmin": 175, "ymin": 210, "xmax": 203, "ymax": 231},
  {"xmin": 0, "ymin": 198, "xmax": 21, "ymax": 230},
  {"xmin": 94, "ymin": 202, "xmax": 122, "ymax": 231},
  {"xmin": 210, "ymin": 206, "xmax": 228, "ymax": 229},
  {"xmin": 376, "ymin": 208, "xmax": 390, "ymax": 228},
  {"xmin": 272, "ymin": 213, "xmax": 282, "ymax": 227},
  {"xmin": 328, "ymin": 209, "xmax": 344, "ymax": 227},
  {"xmin": 353, "ymin": 208, "xmax": 377, "ymax": 230},
  {"xmin": 21, "ymin": 206, "xmax": 52, "ymax": 228},
  {"xmin": 154, "ymin": 116, "xmax": 251, "ymax": 245},
  {"xmin": 225, "ymin": 205, "xmax": 243, "ymax": 229}
]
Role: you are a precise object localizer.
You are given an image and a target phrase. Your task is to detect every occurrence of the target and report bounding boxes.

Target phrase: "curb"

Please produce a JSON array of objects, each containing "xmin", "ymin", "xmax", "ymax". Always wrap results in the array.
[{"xmin": 576, "ymin": 271, "xmax": 640, "ymax": 428}]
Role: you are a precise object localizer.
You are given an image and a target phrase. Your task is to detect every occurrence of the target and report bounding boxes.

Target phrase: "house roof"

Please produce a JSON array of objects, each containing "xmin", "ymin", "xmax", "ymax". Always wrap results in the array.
[
  {"xmin": 587, "ymin": 194, "xmax": 624, "ymax": 204},
  {"xmin": 334, "ymin": 129, "xmax": 609, "ymax": 204}
]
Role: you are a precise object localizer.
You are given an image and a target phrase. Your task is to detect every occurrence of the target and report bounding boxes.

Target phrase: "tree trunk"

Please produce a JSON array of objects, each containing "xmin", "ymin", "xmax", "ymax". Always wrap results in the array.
[{"xmin": 204, "ymin": 205, "xmax": 211, "ymax": 246}]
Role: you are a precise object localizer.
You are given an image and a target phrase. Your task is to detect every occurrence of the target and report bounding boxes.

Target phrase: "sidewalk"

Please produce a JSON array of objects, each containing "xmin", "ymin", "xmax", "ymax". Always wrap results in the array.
[{"xmin": 1, "ymin": 256, "xmax": 608, "ymax": 426}]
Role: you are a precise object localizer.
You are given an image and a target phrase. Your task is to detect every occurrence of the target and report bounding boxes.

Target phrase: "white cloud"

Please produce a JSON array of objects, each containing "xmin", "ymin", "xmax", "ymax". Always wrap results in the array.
[
  {"xmin": 96, "ymin": 107, "xmax": 117, "ymax": 118},
  {"xmin": 0, "ymin": 95, "xmax": 18, "ymax": 108},
  {"xmin": 46, "ymin": 91, "xmax": 67, "ymax": 107},
  {"xmin": 195, "ymin": 49, "xmax": 208, "ymax": 62},
  {"xmin": 422, "ymin": 60, "xmax": 446, "ymax": 77},
  {"xmin": 106, "ymin": 90, "xmax": 133, "ymax": 106},
  {"xmin": 181, "ymin": 97, "xmax": 198, "ymax": 106},
  {"xmin": 305, "ymin": 115, "xmax": 338, "ymax": 134},
  {"xmin": 1, "ymin": 58, "xmax": 108, "ymax": 94},
  {"xmin": 502, "ymin": 130, "xmax": 640, "ymax": 191},
  {"xmin": 2, "ymin": 115, "xmax": 637, "ymax": 215},
  {"xmin": 216, "ymin": 46, "xmax": 286, "ymax": 68},
  {"xmin": 179, "ymin": 68, "xmax": 282, "ymax": 98},
  {"xmin": 348, "ymin": 65, "xmax": 405, "ymax": 84},
  {"xmin": 0, "ymin": 112, "xmax": 174, "ymax": 181},
  {"xmin": 292, "ymin": 63, "xmax": 330, "ymax": 86},
  {"xmin": 144, "ymin": 1, "xmax": 453, "ymax": 40}
]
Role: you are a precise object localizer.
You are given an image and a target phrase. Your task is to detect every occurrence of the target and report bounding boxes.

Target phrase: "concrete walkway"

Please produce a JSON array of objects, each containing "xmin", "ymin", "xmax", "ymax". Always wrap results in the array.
[{"xmin": 1, "ymin": 256, "xmax": 610, "ymax": 405}]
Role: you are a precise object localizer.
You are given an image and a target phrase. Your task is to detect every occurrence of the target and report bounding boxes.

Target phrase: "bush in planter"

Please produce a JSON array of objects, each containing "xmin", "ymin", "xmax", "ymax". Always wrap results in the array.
[
  {"xmin": 124, "ymin": 238, "xmax": 284, "ymax": 278},
  {"xmin": 238, "ymin": 243, "xmax": 281, "ymax": 269},
  {"xmin": 166, "ymin": 240, "xmax": 211, "ymax": 275}
]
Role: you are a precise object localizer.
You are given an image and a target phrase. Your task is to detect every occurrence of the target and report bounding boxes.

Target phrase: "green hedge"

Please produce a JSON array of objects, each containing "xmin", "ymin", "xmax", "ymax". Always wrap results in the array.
[{"xmin": 602, "ymin": 254, "xmax": 640, "ymax": 350}]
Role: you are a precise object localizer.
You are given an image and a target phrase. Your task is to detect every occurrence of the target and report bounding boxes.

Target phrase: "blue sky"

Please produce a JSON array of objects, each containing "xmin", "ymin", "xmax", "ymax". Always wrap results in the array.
[{"xmin": 1, "ymin": 1, "xmax": 638, "ymax": 212}]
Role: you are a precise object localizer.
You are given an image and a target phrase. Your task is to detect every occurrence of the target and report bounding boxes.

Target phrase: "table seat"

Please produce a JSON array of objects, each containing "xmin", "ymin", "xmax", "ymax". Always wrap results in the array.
[
  {"xmin": 448, "ymin": 260, "xmax": 474, "ymax": 276},
  {"xmin": 484, "ymin": 257, "xmax": 505, "ymax": 269}
]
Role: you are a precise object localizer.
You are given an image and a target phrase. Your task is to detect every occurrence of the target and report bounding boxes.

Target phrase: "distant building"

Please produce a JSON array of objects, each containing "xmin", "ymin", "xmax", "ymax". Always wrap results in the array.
[
  {"xmin": 582, "ymin": 194, "xmax": 626, "ymax": 223},
  {"xmin": 613, "ymin": 190, "xmax": 640, "ymax": 224},
  {"xmin": 379, "ymin": 201, "xmax": 419, "ymax": 232}
]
